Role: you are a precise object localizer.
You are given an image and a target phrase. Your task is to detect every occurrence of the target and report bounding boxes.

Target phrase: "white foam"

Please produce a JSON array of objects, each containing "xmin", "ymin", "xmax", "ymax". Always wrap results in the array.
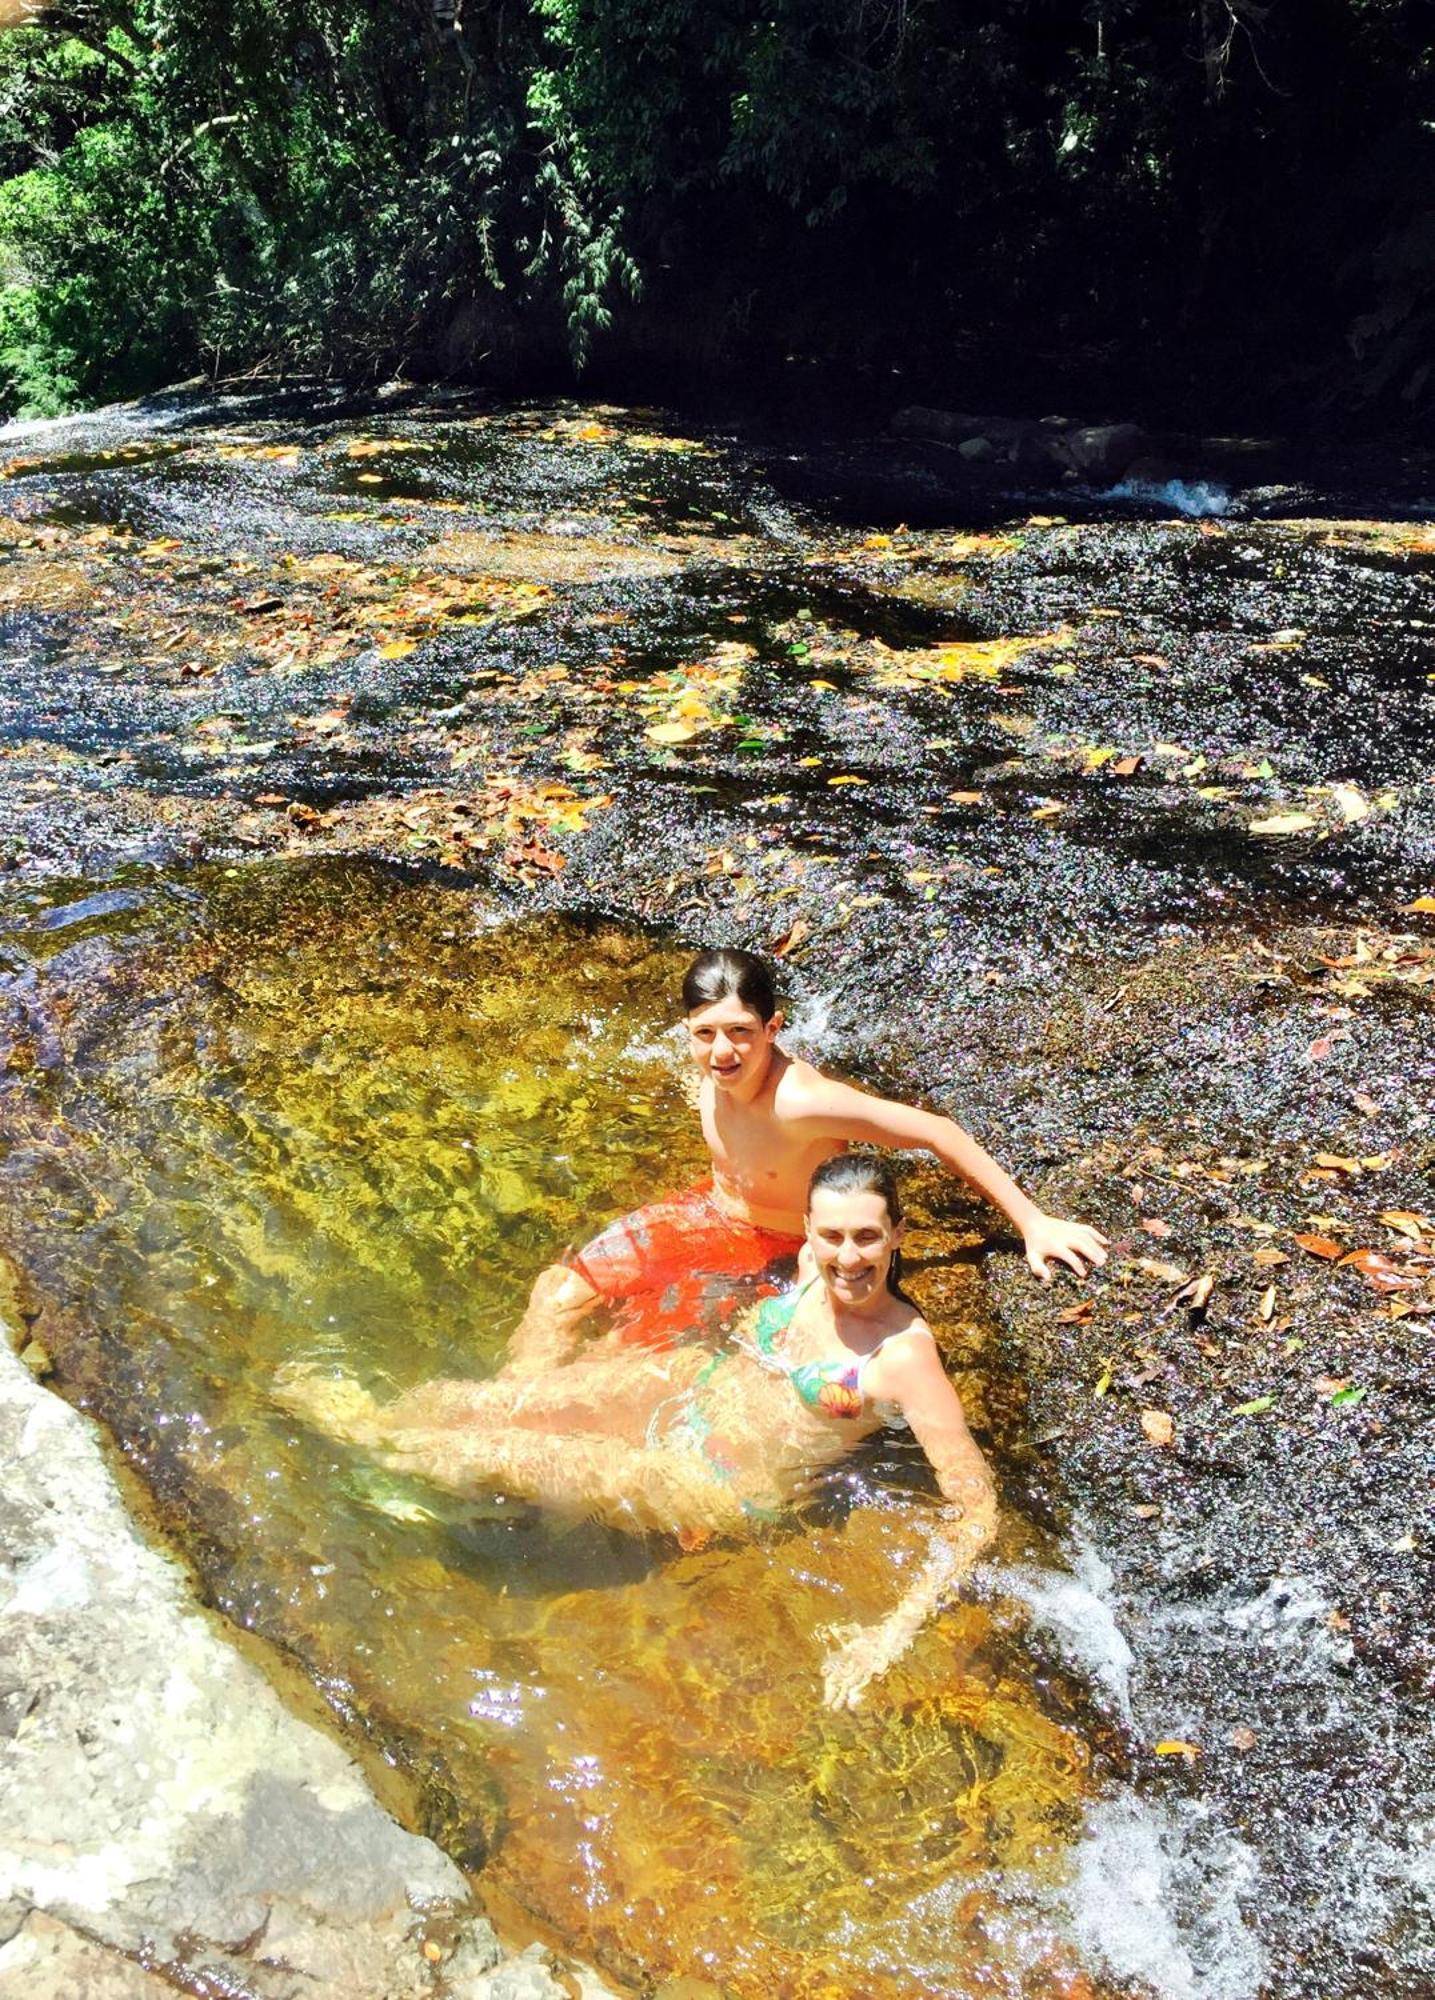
[
  {"xmin": 996, "ymin": 1540, "xmax": 1135, "ymax": 1720},
  {"xmin": 1105, "ymin": 477, "xmax": 1234, "ymax": 518},
  {"xmin": 782, "ymin": 985, "xmax": 841, "ymax": 1058},
  {"xmin": 1070, "ymin": 1795, "xmax": 1265, "ymax": 2000}
]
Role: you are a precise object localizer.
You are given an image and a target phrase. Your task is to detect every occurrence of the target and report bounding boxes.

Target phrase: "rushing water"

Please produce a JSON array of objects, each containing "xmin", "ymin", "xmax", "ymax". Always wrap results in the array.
[
  {"xmin": 0, "ymin": 860, "xmax": 1155, "ymax": 1998},
  {"xmin": 3, "ymin": 387, "xmax": 1432, "ymax": 1996}
]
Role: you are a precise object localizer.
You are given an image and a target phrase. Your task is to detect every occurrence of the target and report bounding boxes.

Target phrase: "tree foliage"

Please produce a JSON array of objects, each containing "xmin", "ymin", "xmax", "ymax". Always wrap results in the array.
[{"xmin": 0, "ymin": 0, "xmax": 1429, "ymax": 423}]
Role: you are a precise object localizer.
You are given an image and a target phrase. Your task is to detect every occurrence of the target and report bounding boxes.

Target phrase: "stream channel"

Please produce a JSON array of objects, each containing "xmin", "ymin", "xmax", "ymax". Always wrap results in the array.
[{"xmin": 0, "ymin": 388, "xmax": 1432, "ymax": 1998}]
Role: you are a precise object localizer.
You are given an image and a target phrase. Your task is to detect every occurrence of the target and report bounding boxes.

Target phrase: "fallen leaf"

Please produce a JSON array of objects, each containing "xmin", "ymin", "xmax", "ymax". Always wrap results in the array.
[
  {"xmin": 770, "ymin": 917, "xmax": 811, "ymax": 959},
  {"xmin": 1140, "ymin": 1409, "xmax": 1175, "ymax": 1447},
  {"xmin": 1313, "ymin": 1152, "xmax": 1361, "ymax": 1174},
  {"xmin": 1293, "ymin": 1233, "xmax": 1342, "ymax": 1260},
  {"xmin": 1257, "ymin": 1286, "xmax": 1276, "ymax": 1322},
  {"xmin": 1229, "ymin": 1726, "xmax": 1257, "ymax": 1752},
  {"xmin": 827, "ymin": 775, "xmax": 868, "ymax": 786},
  {"xmin": 1154, "ymin": 1739, "xmax": 1200, "ymax": 1760},
  {"xmin": 1132, "ymin": 1502, "xmax": 1161, "ymax": 1518},
  {"xmin": 1379, "ymin": 1210, "xmax": 1427, "ymax": 1241},
  {"xmin": 1251, "ymin": 1246, "xmax": 1290, "ymax": 1267},
  {"xmin": 1173, "ymin": 1272, "xmax": 1215, "ymax": 1314},
  {"xmin": 946, "ymin": 790, "xmax": 984, "ymax": 805},
  {"xmin": 1330, "ymin": 783, "xmax": 1371, "ymax": 823},
  {"xmin": 1141, "ymin": 1217, "xmax": 1172, "ymax": 1239},
  {"xmin": 1058, "ymin": 1300, "xmax": 1095, "ymax": 1324},
  {"xmin": 1404, "ymin": 896, "xmax": 1435, "ymax": 914},
  {"xmin": 1137, "ymin": 1257, "xmax": 1190, "ymax": 1285},
  {"xmin": 646, "ymin": 719, "xmax": 702, "ymax": 744},
  {"xmin": 379, "ymin": 638, "xmax": 417, "ymax": 660},
  {"xmin": 1338, "ymin": 1248, "xmax": 1420, "ymax": 1292},
  {"xmin": 1250, "ymin": 812, "xmax": 1318, "ymax": 835},
  {"xmin": 1231, "ymin": 1394, "xmax": 1274, "ymax": 1416},
  {"xmin": 1112, "ymin": 754, "xmax": 1145, "ymax": 776},
  {"xmin": 1314, "ymin": 1375, "xmax": 1350, "ymax": 1396}
]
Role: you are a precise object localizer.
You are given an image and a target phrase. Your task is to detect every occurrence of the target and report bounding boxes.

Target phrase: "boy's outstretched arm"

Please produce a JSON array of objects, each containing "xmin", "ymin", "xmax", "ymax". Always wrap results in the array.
[{"xmin": 789, "ymin": 1072, "xmax": 1108, "ymax": 1281}]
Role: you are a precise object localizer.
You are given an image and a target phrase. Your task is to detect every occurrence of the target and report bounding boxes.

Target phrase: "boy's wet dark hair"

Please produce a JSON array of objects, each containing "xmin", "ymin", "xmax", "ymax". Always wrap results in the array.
[
  {"xmin": 681, "ymin": 948, "xmax": 778, "ymax": 1022},
  {"xmin": 806, "ymin": 1153, "xmax": 914, "ymax": 1302}
]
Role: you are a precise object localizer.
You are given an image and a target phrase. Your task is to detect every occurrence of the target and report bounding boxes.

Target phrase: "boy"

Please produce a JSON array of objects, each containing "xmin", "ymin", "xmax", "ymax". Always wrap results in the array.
[{"xmin": 503, "ymin": 946, "xmax": 1107, "ymax": 1373}]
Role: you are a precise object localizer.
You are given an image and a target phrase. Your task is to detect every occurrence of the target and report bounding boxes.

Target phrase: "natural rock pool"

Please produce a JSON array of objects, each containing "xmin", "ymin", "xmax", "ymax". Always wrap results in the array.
[
  {"xmin": 1, "ymin": 863, "xmax": 1144, "ymax": 1998},
  {"xmin": 0, "ymin": 388, "xmax": 1432, "ymax": 1997}
]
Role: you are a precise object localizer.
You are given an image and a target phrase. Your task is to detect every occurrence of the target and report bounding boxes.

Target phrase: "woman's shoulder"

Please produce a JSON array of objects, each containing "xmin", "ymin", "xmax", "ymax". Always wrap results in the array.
[{"xmin": 876, "ymin": 1301, "xmax": 937, "ymax": 1358}]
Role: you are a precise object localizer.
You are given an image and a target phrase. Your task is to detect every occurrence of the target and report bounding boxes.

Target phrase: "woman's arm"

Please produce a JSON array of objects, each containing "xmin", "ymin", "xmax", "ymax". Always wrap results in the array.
[
  {"xmin": 821, "ymin": 1337, "xmax": 998, "ymax": 1711},
  {"xmin": 787, "ymin": 1070, "xmax": 1107, "ymax": 1282}
]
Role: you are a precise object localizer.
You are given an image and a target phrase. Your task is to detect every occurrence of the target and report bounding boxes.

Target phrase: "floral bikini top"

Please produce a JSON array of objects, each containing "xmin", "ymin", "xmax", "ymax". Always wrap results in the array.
[{"xmin": 748, "ymin": 1280, "xmax": 931, "ymax": 1421}]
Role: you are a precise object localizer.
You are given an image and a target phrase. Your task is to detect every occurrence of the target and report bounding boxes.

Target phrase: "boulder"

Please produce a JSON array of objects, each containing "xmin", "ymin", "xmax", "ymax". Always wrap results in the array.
[
  {"xmin": 0, "ymin": 1335, "xmax": 611, "ymax": 2000},
  {"xmin": 1047, "ymin": 422, "xmax": 1149, "ymax": 480}
]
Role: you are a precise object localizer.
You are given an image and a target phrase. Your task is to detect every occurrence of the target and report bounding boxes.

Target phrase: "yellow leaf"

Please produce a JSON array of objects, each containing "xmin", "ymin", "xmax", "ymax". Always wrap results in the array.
[
  {"xmin": 1250, "ymin": 811, "xmax": 1318, "ymax": 835},
  {"xmin": 646, "ymin": 720, "xmax": 701, "ymax": 744},
  {"xmin": 828, "ymin": 775, "xmax": 868, "ymax": 786},
  {"xmin": 1330, "ymin": 784, "xmax": 1370, "ymax": 823},
  {"xmin": 1154, "ymin": 1739, "xmax": 1201, "ymax": 1760},
  {"xmin": 379, "ymin": 639, "xmax": 417, "ymax": 660},
  {"xmin": 1406, "ymin": 895, "xmax": 1435, "ymax": 914}
]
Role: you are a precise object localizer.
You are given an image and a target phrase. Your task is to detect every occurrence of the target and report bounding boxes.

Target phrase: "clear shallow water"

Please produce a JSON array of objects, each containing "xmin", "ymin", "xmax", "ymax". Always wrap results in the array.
[{"xmin": 0, "ymin": 859, "xmax": 1156, "ymax": 1998}]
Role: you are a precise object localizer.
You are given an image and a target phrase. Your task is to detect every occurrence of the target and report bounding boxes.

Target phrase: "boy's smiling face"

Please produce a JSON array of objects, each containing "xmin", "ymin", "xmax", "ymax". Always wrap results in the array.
[{"xmin": 685, "ymin": 994, "xmax": 782, "ymax": 1093}]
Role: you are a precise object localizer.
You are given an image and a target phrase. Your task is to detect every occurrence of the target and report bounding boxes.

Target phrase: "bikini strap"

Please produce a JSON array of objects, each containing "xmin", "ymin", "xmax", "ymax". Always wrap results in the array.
[{"xmin": 754, "ymin": 1274, "xmax": 821, "ymax": 1355}]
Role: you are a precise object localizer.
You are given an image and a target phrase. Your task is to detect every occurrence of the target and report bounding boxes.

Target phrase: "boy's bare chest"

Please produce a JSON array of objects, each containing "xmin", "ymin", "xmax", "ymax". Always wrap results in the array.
[{"xmin": 701, "ymin": 1091, "xmax": 825, "ymax": 1184}]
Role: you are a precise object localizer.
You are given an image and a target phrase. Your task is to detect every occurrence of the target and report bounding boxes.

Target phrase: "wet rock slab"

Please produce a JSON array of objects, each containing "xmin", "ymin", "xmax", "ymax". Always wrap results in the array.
[{"xmin": 0, "ymin": 1332, "xmax": 608, "ymax": 2000}]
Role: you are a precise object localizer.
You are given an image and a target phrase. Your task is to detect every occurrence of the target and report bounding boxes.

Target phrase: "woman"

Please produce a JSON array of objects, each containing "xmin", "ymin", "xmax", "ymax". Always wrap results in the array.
[{"xmin": 275, "ymin": 1154, "xmax": 996, "ymax": 1709}]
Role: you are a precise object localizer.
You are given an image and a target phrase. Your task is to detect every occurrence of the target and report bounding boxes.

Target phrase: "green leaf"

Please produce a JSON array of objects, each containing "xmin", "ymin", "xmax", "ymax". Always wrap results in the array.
[
  {"xmin": 1329, "ymin": 1385, "xmax": 1368, "ymax": 1409},
  {"xmin": 1231, "ymin": 1395, "xmax": 1274, "ymax": 1416}
]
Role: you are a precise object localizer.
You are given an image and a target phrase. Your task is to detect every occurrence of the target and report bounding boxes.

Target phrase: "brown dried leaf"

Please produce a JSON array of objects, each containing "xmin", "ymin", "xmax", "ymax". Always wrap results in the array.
[
  {"xmin": 769, "ymin": 917, "xmax": 812, "ymax": 960},
  {"xmin": 1140, "ymin": 1408, "xmax": 1175, "ymax": 1447},
  {"xmin": 1293, "ymin": 1233, "xmax": 1343, "ymax": 1260},
  {"xmin": 1173, "ymin": 1272, "xmax": 1216, "ymax": 1313},
  {"xmin": 1137, "ymin": 1257, "xmax": 1190, "ymax": 1285},
  {"xmin": 1057, "ymin": 1299, "xmax": 1095, "ymax": 1324}
]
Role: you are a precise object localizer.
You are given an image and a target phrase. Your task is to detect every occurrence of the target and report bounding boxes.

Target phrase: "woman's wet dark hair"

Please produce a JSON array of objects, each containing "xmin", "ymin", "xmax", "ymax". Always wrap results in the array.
[
  {"xmin": 681, "ymin": 947, "xmax": 778, "ymax": 1023},
  {"xmin": 805, "ymin": 1153, "xmax": 915, "ymax": 1302}
]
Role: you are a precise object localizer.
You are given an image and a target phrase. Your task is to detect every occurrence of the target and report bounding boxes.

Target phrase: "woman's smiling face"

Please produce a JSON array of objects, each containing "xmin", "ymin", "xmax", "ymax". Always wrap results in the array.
[{"xmin": 805, "ymin": 1185, "xmax": 903, "ymax": 1311}]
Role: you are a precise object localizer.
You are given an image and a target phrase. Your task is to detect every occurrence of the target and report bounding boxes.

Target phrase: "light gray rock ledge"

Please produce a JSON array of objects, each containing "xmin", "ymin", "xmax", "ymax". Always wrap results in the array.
[{"xmin": 0, "ymin": 1337, "xmax": 618, "ymax": 2000}]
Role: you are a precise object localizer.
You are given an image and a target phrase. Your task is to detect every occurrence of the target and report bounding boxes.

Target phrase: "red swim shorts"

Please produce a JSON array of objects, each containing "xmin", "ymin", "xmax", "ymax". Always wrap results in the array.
[{"xmin": 565, "ymin": 1180, "xmax": 803, "ymax": 1347}]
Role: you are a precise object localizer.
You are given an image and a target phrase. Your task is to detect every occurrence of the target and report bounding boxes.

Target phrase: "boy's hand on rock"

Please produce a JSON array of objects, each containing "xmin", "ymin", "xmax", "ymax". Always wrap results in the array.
[{"xmin": 1023, "ymin": 1213, "xmax": 1109, "ymax": 1284}]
